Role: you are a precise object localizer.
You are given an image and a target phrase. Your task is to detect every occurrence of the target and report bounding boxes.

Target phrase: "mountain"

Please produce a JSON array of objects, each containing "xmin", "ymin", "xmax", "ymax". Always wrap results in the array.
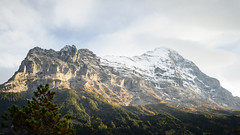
[
  {"xmin": 1, "ymin": 45, "xmax": 240, "ymax": 134},
  {"xmin": 1, "ymin": 45, "xmax": 239, "ymax": 110},
  {"xmin": 101, "ymin": 48, "xmax": 240, "ymax": 110}
]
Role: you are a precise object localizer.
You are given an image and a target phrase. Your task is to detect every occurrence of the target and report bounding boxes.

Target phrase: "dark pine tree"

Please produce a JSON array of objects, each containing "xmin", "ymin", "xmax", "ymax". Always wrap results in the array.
[{"xmin": 1, "ymin": 84, "xmax": 75, "ymax": 135}]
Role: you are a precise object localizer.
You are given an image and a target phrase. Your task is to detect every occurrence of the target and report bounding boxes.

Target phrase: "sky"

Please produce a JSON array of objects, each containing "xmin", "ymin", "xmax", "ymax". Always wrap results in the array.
[{"xmin": 0, "ymin": 0, "xmax": 240, "ymax": 96}]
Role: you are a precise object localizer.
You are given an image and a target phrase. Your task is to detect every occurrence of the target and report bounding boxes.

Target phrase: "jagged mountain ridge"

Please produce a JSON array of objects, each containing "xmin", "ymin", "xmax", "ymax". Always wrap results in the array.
[{"xmin": 0, "ymin": 45, "xmax": 240, "ymax": 110}]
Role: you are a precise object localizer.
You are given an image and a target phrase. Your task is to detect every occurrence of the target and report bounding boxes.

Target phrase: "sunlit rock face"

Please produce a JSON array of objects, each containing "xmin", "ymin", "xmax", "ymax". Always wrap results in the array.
[{"xmin": 1, "ymin": 45, "xmax": 240, "ymax": 110}]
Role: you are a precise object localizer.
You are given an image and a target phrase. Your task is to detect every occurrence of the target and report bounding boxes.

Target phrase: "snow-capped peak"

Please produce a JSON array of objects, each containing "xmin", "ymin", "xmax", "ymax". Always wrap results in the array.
[
  {"xmin": 101, "ymin": 47, "xmax": 203, "ymax": 91},
  {"xmin": 142, "ymin": 47, "xmax": 170, "ymax": 57}
]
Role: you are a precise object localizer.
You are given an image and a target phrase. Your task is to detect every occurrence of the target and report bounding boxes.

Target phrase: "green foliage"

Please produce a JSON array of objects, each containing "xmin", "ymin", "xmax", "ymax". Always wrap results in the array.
[
  {"xmin": 55, "ymin": 89, "xmax": 240, "ymax": 135},
  {"xmin": 165, "ymin": 129, "xmax": 176, "ymax": 135},
  {"xmin": 1, "ymin": 84, "xmax": 75, "ymax": 135},
  {"xmin": 53, "ymin": 89, "xmax": 187, "ymax": 134},
  {"xmin": 0, "ymin": 92, "xmax": 26, "ymax": 114}
]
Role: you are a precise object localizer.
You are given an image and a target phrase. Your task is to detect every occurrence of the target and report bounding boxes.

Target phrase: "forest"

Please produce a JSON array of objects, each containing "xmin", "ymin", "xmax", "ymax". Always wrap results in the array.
[{"xmin": 1, "ymin": 86, "xmax": 240, "ymax": 135}]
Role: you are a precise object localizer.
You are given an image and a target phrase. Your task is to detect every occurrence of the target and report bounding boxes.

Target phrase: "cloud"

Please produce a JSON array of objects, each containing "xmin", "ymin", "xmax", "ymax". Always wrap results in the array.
[
  {"xmin": 0, "ymin": 0, "xmax": 61, "ymax": 67},
  {"xmin": 52, "ymin": 0, "xmax": 95, "ymax": 28},
  {"xmin": 150, "ymin": 0, "xmax": 240, "ymax": 31},
  {"xmin": 0, "ymin": 67, "xmax": 17, "ymax": 83}
]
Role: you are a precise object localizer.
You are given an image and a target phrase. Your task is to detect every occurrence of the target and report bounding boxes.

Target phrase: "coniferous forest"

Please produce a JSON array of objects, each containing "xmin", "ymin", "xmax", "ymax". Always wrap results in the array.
[{"xmin": 1, "ymin": 85, "xmax": 240, "ymax": 135}]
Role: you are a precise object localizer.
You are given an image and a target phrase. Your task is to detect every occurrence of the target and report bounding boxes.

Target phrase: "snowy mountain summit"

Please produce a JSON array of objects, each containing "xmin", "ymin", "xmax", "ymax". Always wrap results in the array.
[
  {"xmin": 102, "ymin": 48, "xmax": 205, "ymax": 91},
  {"xmin": 101, "ymin": 47, "xmax": 240, "ymax": 109},
  {"xmin": 1, "ymin": 46, "xmax": 240, "ymax": 110}
]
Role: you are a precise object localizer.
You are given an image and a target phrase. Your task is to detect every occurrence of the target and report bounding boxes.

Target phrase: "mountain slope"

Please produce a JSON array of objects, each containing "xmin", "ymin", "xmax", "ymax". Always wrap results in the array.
[
  {"xmin": 0, "ymin": 45, "xmax": 239, "ymax": 110},
  {"xmin": 101, "ymin": 48, "xmax": 240, "ymax": 110}
]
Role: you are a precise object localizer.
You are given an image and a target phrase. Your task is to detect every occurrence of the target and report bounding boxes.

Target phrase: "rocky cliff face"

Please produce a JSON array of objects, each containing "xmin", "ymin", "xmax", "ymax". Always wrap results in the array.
[
  {"xmin": 0, "ymin": 45, "xmax": 160, "ymax": 105},
  {"xmin": 1, "ymin": 45, "xmax": 240, "ymax": 110}
]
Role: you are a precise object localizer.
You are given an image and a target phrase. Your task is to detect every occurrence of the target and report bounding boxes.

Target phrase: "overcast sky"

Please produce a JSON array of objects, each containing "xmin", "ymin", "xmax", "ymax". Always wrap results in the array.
[{"xmin": 0, "ymin": 0, "xmax": 240, "ymax": 96}]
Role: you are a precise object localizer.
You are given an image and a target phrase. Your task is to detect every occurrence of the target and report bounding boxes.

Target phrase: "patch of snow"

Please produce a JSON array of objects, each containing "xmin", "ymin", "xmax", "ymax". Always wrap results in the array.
[{"xmin": 211, "ymin": 89, "xmax": 216, "ymax": 92}]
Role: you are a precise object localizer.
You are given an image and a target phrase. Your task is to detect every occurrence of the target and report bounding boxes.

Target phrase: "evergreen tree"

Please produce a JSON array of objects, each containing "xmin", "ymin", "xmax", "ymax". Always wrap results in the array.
[{"xmin": 1, "ymin": 84, "xmax": 75, "ymax": 135}]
